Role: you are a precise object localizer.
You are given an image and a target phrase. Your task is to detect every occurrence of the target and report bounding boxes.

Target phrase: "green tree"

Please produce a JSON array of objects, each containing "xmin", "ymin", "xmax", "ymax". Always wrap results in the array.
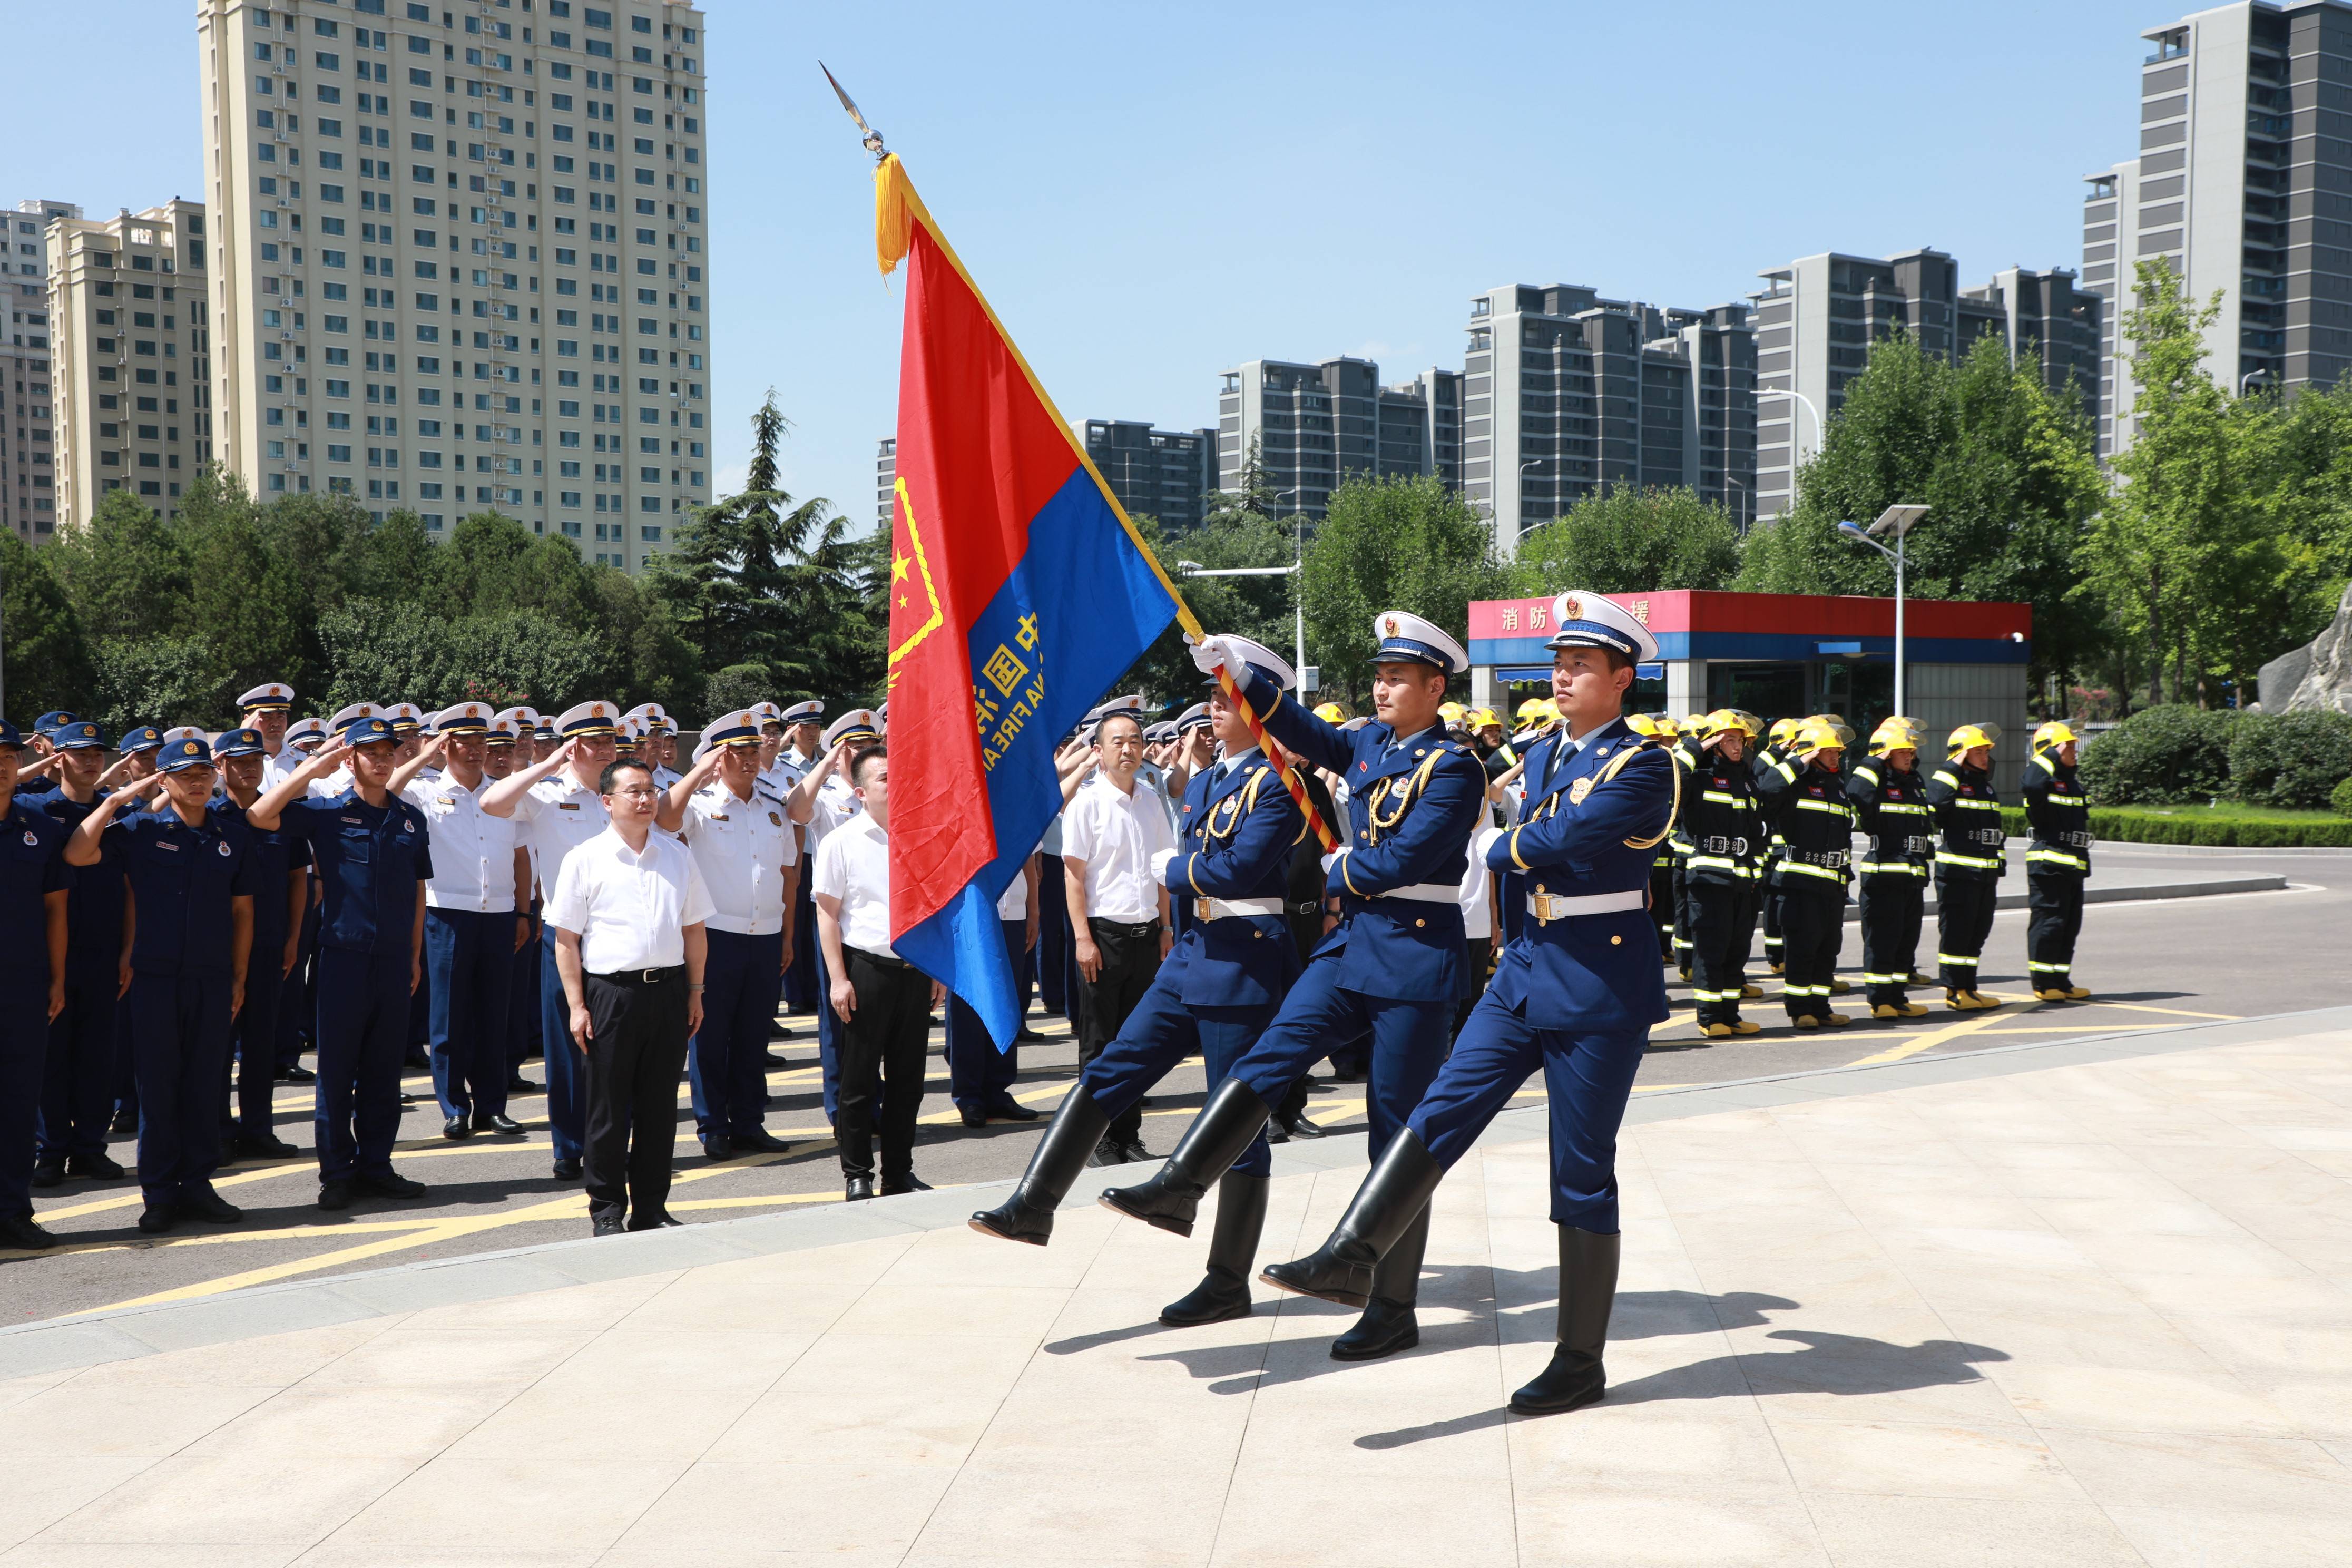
[
  {"xmin": 0, "ymin": 528, "xmax": 96, "ymax": 726},
  {"xmin": 2080, "ymin": 258, "xmax": 2247, "ymax": 707},
  {"xmin": 1739, "ymin": 331, "xmax": 2106, "ymax": 703},
  {"xmin": 53, "ymin": 488, "xmax": 191, "ymax": 643},
  {"xmin": 1120, "ymin": 505, "xmax": 1300, "ymax": 708},
  {"xmin": 1510, "ymin": 485, "xmax": 1741, "ymax": 595},
  {"xmin": 181, "ymin": 468, "xmax": 310, "ymax": 717},
  {"xmin": 317, "ymin": 600, "xmax": 606, "ymax": 712},
  {"xmin": 1300, "ymin": 475, "xmax": 1505, "ymax": 709}
]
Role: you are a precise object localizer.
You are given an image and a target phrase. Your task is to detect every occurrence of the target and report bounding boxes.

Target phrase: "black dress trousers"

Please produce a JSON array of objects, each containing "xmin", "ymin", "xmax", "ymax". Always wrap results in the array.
[{"xmin": 581, "ymin": 966, "xmax": 691, "ymax": 1225}]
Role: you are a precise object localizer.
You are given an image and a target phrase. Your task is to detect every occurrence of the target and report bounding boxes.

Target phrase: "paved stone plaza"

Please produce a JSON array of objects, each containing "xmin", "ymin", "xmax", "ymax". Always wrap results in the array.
[{"xmin": 3, "ymin": 1011, "xmax": 2347, "ymax": 1566}]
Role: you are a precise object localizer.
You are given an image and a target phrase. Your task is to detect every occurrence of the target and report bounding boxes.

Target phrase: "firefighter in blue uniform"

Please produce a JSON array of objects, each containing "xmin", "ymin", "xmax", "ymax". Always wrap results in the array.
[
  {"xmin": 64, "ymin": 737, "xmax": 260, "ymax": 1235},
  {"xmin": 1925, "ymin": 723, "xmax": 2005, "ymax": 1010},
  {"xmin": 0, "ymin": 721, "xmax": 73, "ymax": 1251},
  {"xmin": 971, "ymin": 635, "xmax": 1309, "ymax": 1329},
  {"xmin": 2021, "ymin": 721, "xmax": 2093, "ymax": 1002},
  {"xmin": 1259, "ymin": 589, "xmax": 1678, "ymax": 1415},
  {"xmin": 247, "ymin": 717, "xmax": 436, "ymax": 1210},
  {"xmin": 216, "ymin": 727, "xmax": 311, "ymax": 1159},
  {"xmin": 1846, "ymin": 717, "xmax": 1934, "ymax": 1018},
  {"xmin": 104, "ymin": 724, "xmax": 168, "ymax": 1135},
  {"xmin": 1091, "ymin": 611, "xmax": 1486, "ymax": 1361},
  {"xmin": 32, "ymin": 721, "xmax": 131, "ymax": 1187}
]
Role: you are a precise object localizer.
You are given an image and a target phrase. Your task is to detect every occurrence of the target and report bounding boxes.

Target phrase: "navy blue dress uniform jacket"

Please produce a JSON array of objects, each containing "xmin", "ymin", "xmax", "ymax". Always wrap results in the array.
[
  {"xmin": 0, "ymin": 803, "xmax": 70, "ymax": 981},
  {"xmin": 1234, "ymin": 666, "xmax": 1488, "ymax": 1002},
  {"xmin": 1161, "ymin": 752, "xmax": 1305, "ymax": 1010},
  {"xmin": 278, "ymin": 790, "xmax": 435, "ymax": 957},
  {"xmin": 112, "ymin": 805, "xmax": 262, "ymax": 976},
  {"xmin": 1484, "ymin": 717, "xmax": 1677, "ymax": 1035},
  {"xmin": 40, "ymin": 795, "xmax": 128, "ymax": 978}
]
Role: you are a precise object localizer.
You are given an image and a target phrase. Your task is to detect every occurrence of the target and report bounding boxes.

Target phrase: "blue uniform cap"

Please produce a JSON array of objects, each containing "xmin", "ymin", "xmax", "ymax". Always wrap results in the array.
[
  {"xmin": 0, "ymin": 720, "xmax": 21, "ymax": 752},
  {"xmin": 53, "ymin": 721, "xmax": 110, "ymax": 751},
  {"xmin": 345, "ymin": 716, "xmax": 399, "ymax": 747},
  {"xmin": 213, "ymin": 727, "xmax": 268, "ymax": 759},
  {"xmin": 33, "ymin": 710, "xmax": 78, "ymax": 736},
  {"xmin": 158, "ymin": 737, "xmax": 216, "ymax": 773},
  {"xmin": 120, "ymin": 725, "xmax": 166, "ymax": 754}
]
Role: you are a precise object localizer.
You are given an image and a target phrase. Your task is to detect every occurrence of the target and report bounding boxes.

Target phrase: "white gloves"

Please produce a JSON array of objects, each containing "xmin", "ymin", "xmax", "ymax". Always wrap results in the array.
[
  {"xmin": 1189, "ymin": 634, "xmax": 1241, "ymax": 677},
  {"xmin": 1149, "ymin": 848, "xmax": 1178, "ymax": 881},
  {"xmin": 1319, "ymin": 850, "xmax": 1342, "ymax": 874}
]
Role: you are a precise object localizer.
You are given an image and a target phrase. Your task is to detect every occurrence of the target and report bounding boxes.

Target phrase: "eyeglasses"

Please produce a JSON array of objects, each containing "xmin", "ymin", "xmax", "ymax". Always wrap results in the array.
[{"xmin": 608, "ymin": 786, "xmax": 660, "ymax": 799}]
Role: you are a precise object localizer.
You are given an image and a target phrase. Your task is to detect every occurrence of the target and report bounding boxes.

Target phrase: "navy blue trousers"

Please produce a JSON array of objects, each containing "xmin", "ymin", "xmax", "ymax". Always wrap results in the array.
[
  {"xmin": 39, "ymin": 972, "xmax": 117, "ymax": 1161},
  {"xmin": 508, "ymin": 901, "xmax": 541, "ymax": 1069},
  {"xmin": 1227, "ymin": 953, "xmax": 1443, "ymax": 1165},
  {"xmin": 1408, "ymin": 984, "xmax": 1647, "ymax": 1233},
  {"xmin": 0, "ymin": 983, "xmax": 47, "ymax": 1218},
  {"xmin": 275, "ymin": 900, "xmax": 319, "ymax": 1070},
  {"xmin": 111, "ymin": 986, "xmax": 139, "ymax": 1124},
  {"xmin": 783, "ymin": 869, "xmax": 819, "ymax": 1013},
  {"xmin": 125, "ymin": 972, "xmax": 234, "ymax": 1204},
  {"xmin": 539, "ymin": 926, "xmax": 587, "ymax": 1160},
  {"xmin": 1079, "ymin": 965, "xmax": 1281, "ymax": 1177},
  {"xmin": 313, "ymin": 947, "xmax": 411, "ymax": 1182},
  {"xmin": 1035, "ymin": 854, "xmax": 1076, "ymax": 1017},
  {"xmin": 815, "ymin": 940, "xmax": 841, "ymax": 1124},
  {"xmin": 944, "ymin": 919, "xmax": 1028, "ymax": 1111},
  {"xmin": 427, "ymin": 909, "xmax": 516, "ymax": 1121},
  {"xmin": 688, "ymin": 927, "xmax": 785, "ymax": 1140},
  {"xmin": 228, "ymin": 949, "xmax": 283, "ymax": 1133}
]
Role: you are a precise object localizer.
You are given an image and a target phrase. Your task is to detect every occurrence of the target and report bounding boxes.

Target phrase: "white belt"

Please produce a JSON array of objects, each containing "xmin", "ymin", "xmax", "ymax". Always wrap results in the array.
[
  {"xmin": 1193, "ymin": 896, "xmax": 1283, "ymax": 921},
  {"xmin": 1526, "ymin": 888, "xmax": 1645, "ymax": 923},
  {"xmin": 1370, "ymin": 883, "xmax": 1461, "ymax": 903}
]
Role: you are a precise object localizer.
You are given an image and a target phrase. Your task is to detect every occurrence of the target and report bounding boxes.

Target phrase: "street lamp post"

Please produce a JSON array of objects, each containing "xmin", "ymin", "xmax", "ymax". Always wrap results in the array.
[
  {"xmin": 1175, "ymin": 555, "xmax": 1308, "ymax": 694},
  {"xmin": 1759, "ymin": 384, "xmax": 1822, "ymax": 515},
  {"xmin": 2240, "ymin": 368, "xmax": 2272, "ymax": 397},
  {"xmin": 1837, "ymin": 503, "xmax": 1930, "ymax": 718}
]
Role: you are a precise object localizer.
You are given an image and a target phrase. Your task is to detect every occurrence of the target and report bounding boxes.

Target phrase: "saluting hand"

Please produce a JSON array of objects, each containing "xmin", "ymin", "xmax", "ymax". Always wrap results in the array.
[{"xmin": 301, "ymin": 740, "xmax": 356, "ymax": 780}]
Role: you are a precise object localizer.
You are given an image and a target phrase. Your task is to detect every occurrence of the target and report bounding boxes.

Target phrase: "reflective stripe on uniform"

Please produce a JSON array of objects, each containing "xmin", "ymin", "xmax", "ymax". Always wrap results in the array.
[
  {"xmin": 1701, "ymin": 789, "xmax": 1743, "ymax": 805},
  {"xmin": 1860, "ymin": 971, "xmax": 1907, "ymax": 984},
  {"xmin": 2027, "ymin": 849, "xmax": 2088, "ymax": 870},
  {"xmin": 1779, "ymin": 860, "xmax": 1845, "ymax": 881},
  {"xmin": 1857, "ymin": 860, "xmax": 1929, "ymax": 876},
  {"xmin": 1945, "ymin": 797, "xmax": 2002, "ymax": 811},
  {"xmin": 2026, "ymin": 960, "xmax": 2072, "ymax": 973},
  {"xmin": 1936, "ymin": 851, "xmax": 2002, "ymax": 870},
  {"xmin": 1794, "ymin": 798, "xmax": 1853, "ymax": 815},
  {"xmin": 2047, "ymin": 793, "xmax": 2085, "ymax": 806},
  {"xmin": 1878, "ymin": 801, "xmax": 1931, "ymax": 815},
  {"xmin": 1931, "ymin": 770, "xmax": 1960, "ymax": 789},
  {"xmin": 1935, "ymin": 951, "xmax": 1981, "ymax": 965}
]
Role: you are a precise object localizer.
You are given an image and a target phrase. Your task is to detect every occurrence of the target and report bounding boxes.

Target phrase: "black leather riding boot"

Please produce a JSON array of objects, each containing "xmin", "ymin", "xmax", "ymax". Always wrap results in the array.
[
  {"xmin": 1329, "ymin": 1202, "xmax": 1431, "ymax": 1360},
  {"xmin": 1159, "ymin": 1171, "xmax": 1269, "ymax": 1327},
  {"xmin": 1097, "ymin": 1078, "xmax": 1272, "ymax": 1239},
  {"xmin": 967, "ymin": 1085, "xmax": 1113, "ymax": 1246},
  {"xmin": 1259, "ymin": 1128, "xmax": 1446, "ymax": 1309},
  {"xmin": 1508, "ymin": 1224, "xmax": 1620, "ymax": 1414}
]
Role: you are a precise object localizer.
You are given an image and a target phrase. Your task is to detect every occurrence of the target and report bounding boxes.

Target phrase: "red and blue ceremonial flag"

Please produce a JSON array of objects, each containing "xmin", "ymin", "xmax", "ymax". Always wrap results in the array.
[{"xmin": 874, "ymin": 154, "xmax": 1181, "ymax": 1049}]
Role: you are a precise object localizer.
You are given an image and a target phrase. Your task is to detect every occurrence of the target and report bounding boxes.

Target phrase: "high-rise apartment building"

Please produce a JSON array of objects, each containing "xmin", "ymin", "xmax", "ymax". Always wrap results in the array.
[
  {"xmin": 3, "ymin": 200, "xmax": 78, "ymax": 540},
  {"xmin": 1960, "ymin": 266, "xmax": 2105, "ymax": 409},
  {"xmin": 1462, "ymin": 285, "xmax": 1755, "ymax": 549},
  {"xmin": 49, "ymin": 201, "xmax": 214, "ymax": 530},
  {"xmin": 1082, "ymin": 418, "xmax": 1216, "ymax": 531},
  {"xmin": 875, "ymin": 434, "xmax": 894, "ymax": 532},
  {"xmin": 2083, "ymin": 2, "xmax": 2352, "ymax": 459},
  {"xmin": 197, "ymin": 0, "xmax": 714, "ymax": 571},
  {"xmin": 1215, "ymin": 356, "xmax": 1456, "ymax": 521}
]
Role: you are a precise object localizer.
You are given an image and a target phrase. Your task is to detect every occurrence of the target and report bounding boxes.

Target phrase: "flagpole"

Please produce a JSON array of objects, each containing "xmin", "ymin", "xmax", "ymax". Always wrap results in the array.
[{"xmin": 834, "ymin": 70, "xmax": 1338, "ymax": 851}]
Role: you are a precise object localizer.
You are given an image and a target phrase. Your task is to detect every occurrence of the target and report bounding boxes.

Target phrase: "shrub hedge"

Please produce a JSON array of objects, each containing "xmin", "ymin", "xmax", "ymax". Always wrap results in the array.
[
  {"xmin": 2079, "ymin": 704, "xmax": 2352, "ymax": 811},
  {"xmin": 1996, "ymin": 805, "xmax": 2352, "ymax": 848}
]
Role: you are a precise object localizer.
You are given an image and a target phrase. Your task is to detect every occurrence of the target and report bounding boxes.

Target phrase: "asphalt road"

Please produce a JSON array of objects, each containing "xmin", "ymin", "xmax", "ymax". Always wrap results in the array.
[{"xmin": 5, "ymin": 845, "xmax": 2346, "ymax": 1325}]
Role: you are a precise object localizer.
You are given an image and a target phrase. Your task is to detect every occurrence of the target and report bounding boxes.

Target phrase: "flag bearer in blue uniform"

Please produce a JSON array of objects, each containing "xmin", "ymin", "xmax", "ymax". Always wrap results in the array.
[
  {"xmin": 1259, "ymin": 590, "xmax": 1678, "ymax": 1414},
  {"xmin": 400, "ymin": 704, "xmax": 531, "ymax": 1141},
  {"xmin": 659, "ymin": 709, "xmax": 799, "ymax": 1160},
  {"xmin": 64, "ymin": 737, "xmax": 260, "ymax": 1235},
  {"xmin": 216, "ymin": 727, "xmax": 311, "ymax": 1159},
  {"xmin": 972, "ymin": 636, "xmax": 1309, "ymax": 1328},
  {"xmin": 1094, "ymin": 613, "xmax": 1486, "ymax": 1360},
  {"xmin": 33, "ymin": 722, "xmax": 131, "ymax": 1187},
  {"xmin": 0, "ymin": 722, "xmax": 73, "ymax": 1251},
  {"xmin": 2022, "ymin": 721, "xmax": 2094, "ymax": 1002},
  {"xmin": 247, "ymin": 718, "xmax": 435, "ymax": 1210}
]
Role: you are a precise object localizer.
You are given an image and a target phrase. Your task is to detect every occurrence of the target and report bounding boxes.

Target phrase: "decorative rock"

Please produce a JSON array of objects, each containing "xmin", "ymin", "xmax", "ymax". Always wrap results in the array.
[{"xmin": 2284, "ymin": 583, "xmax": 2352, "ymax": 715}]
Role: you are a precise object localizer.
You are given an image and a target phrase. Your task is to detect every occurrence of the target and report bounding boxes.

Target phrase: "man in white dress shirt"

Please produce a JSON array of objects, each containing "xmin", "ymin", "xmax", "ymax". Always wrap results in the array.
[
  {"xmin": 548, "ymin": 756, "xmax": 713, "ymax": 1236},
  {"xmin": 1062, "ymin": 709, "xmax": 1177, "ymax": 1164},
  {"xmin": 659, "ymin": 710, "xmax": 797, "ymax": 1160},
  {"xmin": 399, "ymin": 704, "xmax": 532, "ymax": 1141},
  {"xmin": 791, "ymin": 708, "xmax": 880, "ymax": 1127},
  {"xmin": 812, "ymin": 742, "xmax": 942, "ymax": 1200},
  {"xmin": 480, "ymin": 701, "xmax": 622, "ymax": 1182}
]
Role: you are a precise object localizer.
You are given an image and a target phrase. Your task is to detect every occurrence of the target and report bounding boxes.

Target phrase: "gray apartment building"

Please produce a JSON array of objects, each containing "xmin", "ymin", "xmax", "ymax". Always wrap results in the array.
[
  {"xmin": 1215, "ymin": 356, "xmax": 1463, "ymax": 522},
  {"xmin": 3, "ymin": 199, "xmax": 78, "ymax": 540},
  {"xmin": 1461, "ymin": 285, "xmax": 1756, "ymax": 549},
  {"xmin": 875, "ymin": 434, "xmax": 894, "ymax": 532},
  {"xmin": 1083, "ymin": 418, "xmax": 1216, "ymax": 530},
  {"xmin": 2083, "ymin": 1, "xmax": 2352, "ymax": 459},
  {"xmin": 1749, "ymin": 249, "xmax": 2093, "ymax": 518}
]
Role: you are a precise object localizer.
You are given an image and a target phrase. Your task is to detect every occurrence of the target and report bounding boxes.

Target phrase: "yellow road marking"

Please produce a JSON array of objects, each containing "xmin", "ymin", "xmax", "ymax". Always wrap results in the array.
[{"xmin": 1840, "ymin": 1006, "xmax": 2016, "ymax": 1067}]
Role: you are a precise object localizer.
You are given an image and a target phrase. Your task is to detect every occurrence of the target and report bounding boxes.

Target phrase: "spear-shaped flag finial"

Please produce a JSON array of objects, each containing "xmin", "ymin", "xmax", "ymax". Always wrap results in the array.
[{"xmin": 820, "ymin": 63, "xmax": 888, "ymax": 163}]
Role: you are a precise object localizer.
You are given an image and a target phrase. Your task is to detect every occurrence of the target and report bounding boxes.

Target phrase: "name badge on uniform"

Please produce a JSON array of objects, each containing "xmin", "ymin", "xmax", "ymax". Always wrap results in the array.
[
  {"xmin": 557, "ymin": 801, "xmax": 580, "ymax": 811},
  {"xmin": 158, "ymin": 840, "xmax": 180, "ymax": 852}
]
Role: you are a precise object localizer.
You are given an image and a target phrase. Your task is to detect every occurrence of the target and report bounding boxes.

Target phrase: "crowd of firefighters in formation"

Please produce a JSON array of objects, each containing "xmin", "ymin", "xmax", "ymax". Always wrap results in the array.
[{"xmin": 1450, "ymin": 700, "xmax": 2096, "ymax": 1036}]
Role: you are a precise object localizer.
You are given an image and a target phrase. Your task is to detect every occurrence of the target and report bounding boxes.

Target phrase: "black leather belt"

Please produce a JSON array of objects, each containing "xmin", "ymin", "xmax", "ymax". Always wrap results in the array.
[
  {"xmin": 1088, "ymin": 917, "xmax": 1162, "ymax": 940},
  {"xmin": 1698, "ymin": 835, "xmax": 1749, "ymax": 855},
  {"xmin": 592, "ymin": 965, "xmax": 683, "ymax": 986},
  {"xmin": 1795, "ymin": 848, "xmax": 1848, "ymax": 868},
  {"xmin": 848, "ymin": 947, "xmax": 914, "ymax": 971}
]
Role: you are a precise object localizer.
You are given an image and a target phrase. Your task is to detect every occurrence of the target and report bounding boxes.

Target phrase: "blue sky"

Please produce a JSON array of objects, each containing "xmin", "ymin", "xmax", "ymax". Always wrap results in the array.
[{"xmin": 22, "ymin": 2, "xmax": 2191, "ymax": 535}]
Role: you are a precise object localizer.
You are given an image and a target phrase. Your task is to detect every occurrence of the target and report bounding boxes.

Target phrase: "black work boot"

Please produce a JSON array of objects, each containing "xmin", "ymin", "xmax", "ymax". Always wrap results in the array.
[
  {"xmin": 1509, "ymin": 1225, "xmax": 1620, "ymax": 1415},
  {"xmin": 968, "ymin": 1085, "xmax": 1113, "ymax": 1246},
  {"xmin": 1329, "ymin": 1204, "xmax": 1430, "ymax": 1360},
  {"xmin": 1098, "ymin": 1079, "xmax": 1272, "ymax": 1239},
  {"xmin": 1260, "ymin": 1129, "xmax": 1447, "ymax": 1309},
  {"xmin": 1159, "ymin": 1171, "xmax": 1269, "ymax": 1327}
]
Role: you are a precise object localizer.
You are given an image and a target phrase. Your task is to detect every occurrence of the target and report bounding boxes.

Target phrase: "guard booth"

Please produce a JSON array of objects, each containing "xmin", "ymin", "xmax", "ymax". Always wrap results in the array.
[{"xmin": 1465, "ymin": 590, "xmax": 2035, "ymax": 794}]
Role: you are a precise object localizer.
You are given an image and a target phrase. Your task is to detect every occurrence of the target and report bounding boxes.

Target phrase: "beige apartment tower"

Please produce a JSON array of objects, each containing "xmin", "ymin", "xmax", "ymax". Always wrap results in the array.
[
  {"xmin": 197, "ymin": 0, "xmax": 713, "ymax": 570},
  {"xmin": 48, "ymin": 201, "xmax": 215, "ymax": 531}
]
